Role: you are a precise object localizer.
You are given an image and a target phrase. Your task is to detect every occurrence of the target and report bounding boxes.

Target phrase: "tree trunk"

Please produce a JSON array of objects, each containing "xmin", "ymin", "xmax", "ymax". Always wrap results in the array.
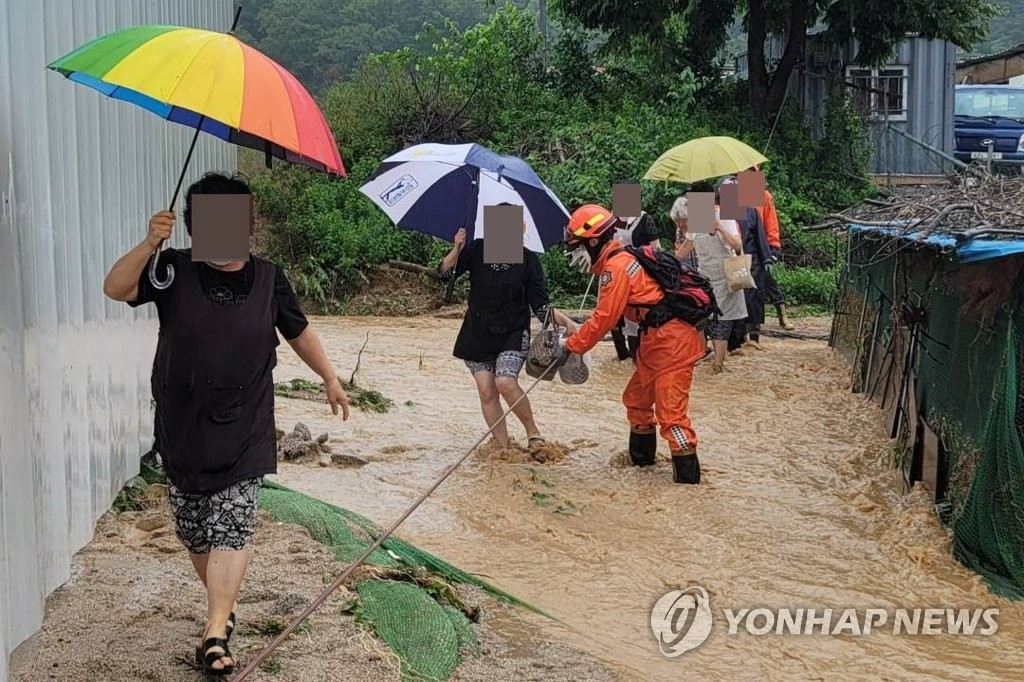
[
  {"xmin": 747, "ymin": 0, "xmax": 811, "ymax": 122},
  {"xmin": 747, "ymin": 0, "xmax": 770, "ymax": 119}
]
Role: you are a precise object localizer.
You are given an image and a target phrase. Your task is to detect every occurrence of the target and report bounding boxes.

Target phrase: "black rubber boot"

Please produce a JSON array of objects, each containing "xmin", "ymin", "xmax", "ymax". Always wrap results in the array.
[
  {"xmin": 628, "ymin": 429, "xmax": 657, "ymax": 467},
  {"xmin": 672, "ymin": 451, "xmax": 701, "ymax": 484}
]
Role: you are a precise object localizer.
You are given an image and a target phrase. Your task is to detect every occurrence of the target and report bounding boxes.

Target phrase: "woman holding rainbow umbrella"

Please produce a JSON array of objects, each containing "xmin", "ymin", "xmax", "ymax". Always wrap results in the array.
[{"xmin": 48, "ymin": 10, "xmax": 347, "ymax": 676}]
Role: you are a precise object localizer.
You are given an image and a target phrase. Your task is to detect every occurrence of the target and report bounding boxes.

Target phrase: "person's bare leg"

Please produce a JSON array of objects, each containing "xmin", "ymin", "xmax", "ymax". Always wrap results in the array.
[
  {"xmin": 200, "ymin": 548, "xmax": 251, "ymax": 671},
  {"xmin": 712, "ymin": 339, "xmax": 728, "ymax": 371},
  {"xmin": 473, "ymin": 371, "xmax": 509, "ymax": 446},
  {"xmin": 188, "ymin": 553, "xmax": 238, "ymax": 636},
  {"xmin": 188, "ymin": 552, "xmax": 209, "ymax": 584},
  {"xmin": 495, "ymin": 376, "xmax": 540, "ymax": 440}
]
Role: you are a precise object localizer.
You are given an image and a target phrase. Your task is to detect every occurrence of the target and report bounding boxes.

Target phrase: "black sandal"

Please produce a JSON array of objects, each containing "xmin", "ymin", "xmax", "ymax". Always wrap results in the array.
[
  {"xmin": 225, "ymin": 611, "xmax": 236, "ymax": 640},
  {"xmin": 196, "ymin": 637, "xmax": 235, "ymax": 677}
]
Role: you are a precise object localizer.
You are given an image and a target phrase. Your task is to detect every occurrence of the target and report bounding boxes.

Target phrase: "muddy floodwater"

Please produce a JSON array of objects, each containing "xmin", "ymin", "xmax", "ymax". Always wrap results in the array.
[{"xmin": 272, "ymin": 315, "xmax": 1024, "ymax": 681}]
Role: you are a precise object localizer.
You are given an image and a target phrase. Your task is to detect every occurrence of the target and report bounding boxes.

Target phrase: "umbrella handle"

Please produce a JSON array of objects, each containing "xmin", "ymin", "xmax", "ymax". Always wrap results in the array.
[
  {"xmin": 443, "ymin": 170, "xmax": 479, "ymax": 305},
  {"xmin": 149, "ymin": 116, "xmax": 207, "ymax": 290}
]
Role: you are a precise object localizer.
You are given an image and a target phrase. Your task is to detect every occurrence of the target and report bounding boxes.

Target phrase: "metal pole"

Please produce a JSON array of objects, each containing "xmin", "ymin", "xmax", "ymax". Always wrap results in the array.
[
  {"xmin": 886, "ymin": 123, "xmax": 972, "ymax": 171},
  {"xmin": 884, "ymin": 106, "xmax": 892, "ymax": 189}
]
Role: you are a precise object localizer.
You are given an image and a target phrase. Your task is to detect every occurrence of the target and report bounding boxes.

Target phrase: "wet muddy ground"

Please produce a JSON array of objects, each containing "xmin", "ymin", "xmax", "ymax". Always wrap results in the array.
[
  {"xmin": 11, "ymin": 313, "xmax": 1024, "ymax": 681},
  {"xmin": 271, "ymin": 314, "xmax": 1024, "ymax": 681}
]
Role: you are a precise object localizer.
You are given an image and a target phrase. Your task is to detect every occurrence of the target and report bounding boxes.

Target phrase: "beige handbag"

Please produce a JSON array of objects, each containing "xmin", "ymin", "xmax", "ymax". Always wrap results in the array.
[
  {"xmin": 526, "ymin": 310, "xmax": 559, "ymax": 380},
  {"xmin": 723, "ymin": 238, "xmax": 756, "ymax": 293}
]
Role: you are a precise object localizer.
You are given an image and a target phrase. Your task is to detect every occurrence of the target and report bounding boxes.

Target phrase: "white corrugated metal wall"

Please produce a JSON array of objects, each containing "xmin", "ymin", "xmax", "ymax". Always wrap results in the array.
[{"xmin": 0, "ymin": 1, "xmax": 237, "ymax": 678}]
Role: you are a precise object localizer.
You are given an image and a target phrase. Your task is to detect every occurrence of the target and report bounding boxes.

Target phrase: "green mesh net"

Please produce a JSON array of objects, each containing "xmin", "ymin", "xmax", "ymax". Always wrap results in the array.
[
  {"xmin": 255, "ymin": 480, "xmax": 539, "ymax": 679},
  {"xmin": 356, "ymin": 579, "xmax": 463, "ymax": 681},
  {"xmin": 835, "ymin": 233, "xmax": 1024, "ymax": 598},
  {"xmin": 951, "ymin": 326, "xmax": 1024, "ymax": 598}
]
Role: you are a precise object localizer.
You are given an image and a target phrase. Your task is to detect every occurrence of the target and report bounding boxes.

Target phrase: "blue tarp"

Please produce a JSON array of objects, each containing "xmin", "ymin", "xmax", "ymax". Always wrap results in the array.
[{"xmin": 848, "ymin": 224, "xmax": 1024, "ymax": 263}]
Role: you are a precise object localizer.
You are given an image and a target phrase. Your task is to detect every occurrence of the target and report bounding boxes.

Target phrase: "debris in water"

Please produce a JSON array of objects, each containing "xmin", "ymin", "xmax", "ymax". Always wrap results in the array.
[
  {"xmin": 273, "ymin": 377, "xmax": 395, "ymax": 413},
  {"xmin": 278, "ymin": 422, "xmax": 330, "ymax": 461},
  {"xmin": 331, "ymin": 453, "xmax": 370, "ymax": 468}
]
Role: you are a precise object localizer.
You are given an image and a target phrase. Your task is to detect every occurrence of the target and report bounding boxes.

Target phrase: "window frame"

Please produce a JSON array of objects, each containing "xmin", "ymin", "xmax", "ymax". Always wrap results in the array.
[{"xmin": 845, "ymin": 64, "xmax": 910, "ymax": 123}]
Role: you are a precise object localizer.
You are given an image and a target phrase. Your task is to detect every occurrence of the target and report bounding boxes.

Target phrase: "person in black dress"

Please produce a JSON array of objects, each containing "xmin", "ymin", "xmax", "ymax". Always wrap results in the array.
[
  {"xmin": 102, "ymin": 172, "xmax": 349, "ymax": 676},
  {"xmin": 438, "ymin": 219, "xmax": 577, "ymax": 451}
]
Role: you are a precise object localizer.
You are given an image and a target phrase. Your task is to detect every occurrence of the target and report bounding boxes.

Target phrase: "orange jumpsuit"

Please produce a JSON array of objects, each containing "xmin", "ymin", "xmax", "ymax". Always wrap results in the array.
[
  {"xmin": 565, "ymin": 245, "xmax": 705, "ymax": 452},
  {"xmin": 755, "ymin": 189, "xmax": 781, "ymax": 250}
]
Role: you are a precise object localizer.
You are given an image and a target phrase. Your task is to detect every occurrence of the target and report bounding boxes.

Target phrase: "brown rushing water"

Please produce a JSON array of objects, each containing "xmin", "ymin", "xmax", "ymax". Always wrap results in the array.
[{"xmin": 271, "ymin": 315, "xmax": 1024, "ymax": 682}]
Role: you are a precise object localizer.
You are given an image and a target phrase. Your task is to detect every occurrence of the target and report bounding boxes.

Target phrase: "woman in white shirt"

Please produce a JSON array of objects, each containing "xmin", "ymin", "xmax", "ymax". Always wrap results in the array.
[{"xmin": 671, "ymin": 193, "xmax": 747, "ymax": 373}]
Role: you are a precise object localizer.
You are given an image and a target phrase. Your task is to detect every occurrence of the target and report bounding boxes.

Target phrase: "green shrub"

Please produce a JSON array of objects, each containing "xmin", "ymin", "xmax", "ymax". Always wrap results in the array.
[{"xmin": 774, "ymin": 264, "xmax": 838, "ymax": 307}]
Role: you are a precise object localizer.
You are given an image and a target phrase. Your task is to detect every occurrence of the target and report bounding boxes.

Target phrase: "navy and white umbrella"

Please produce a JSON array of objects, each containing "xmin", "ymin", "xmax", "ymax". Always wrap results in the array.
[{"xmin": 359, "ymin": 143, "xmax": 570, "ymax": 252}]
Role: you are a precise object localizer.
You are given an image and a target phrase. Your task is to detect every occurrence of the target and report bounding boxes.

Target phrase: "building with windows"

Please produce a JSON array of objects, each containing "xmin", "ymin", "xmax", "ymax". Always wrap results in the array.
[{"xmin": 737, "ymin": 29, "xmax": 958, "ymax": 180}]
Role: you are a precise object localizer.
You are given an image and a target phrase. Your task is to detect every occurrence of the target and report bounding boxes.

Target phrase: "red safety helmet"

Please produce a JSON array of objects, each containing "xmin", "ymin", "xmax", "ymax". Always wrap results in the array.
[{"xmin": 567, "ymin": 204, "xmax": 616, "ymax": 247}]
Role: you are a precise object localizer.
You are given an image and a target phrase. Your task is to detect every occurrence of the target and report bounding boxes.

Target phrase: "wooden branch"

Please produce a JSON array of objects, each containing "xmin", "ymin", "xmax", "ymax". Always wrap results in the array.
[
  {"xmin": 803, "ymin": 221, "xmax": 843, "ymax": 232},
  {"xmin": 386, "ymin": 260, "xmax": 439, "ymax": 278},
  {"xmin": 921, "ymin": 203, "xmax": 975, "ymax": 236},
  {"xmin": 826, "ymin": 213, "xmax": 921, "ymax": 228},
  {"xmin": 348, "ymin": 331, "xmax": 371, "ymax": 386}
]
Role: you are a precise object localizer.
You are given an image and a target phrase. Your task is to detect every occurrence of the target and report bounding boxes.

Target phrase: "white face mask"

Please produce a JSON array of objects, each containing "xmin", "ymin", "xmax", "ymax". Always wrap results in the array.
[{"xmin": 208, "ymin": 260, "xmax": 233, "ymax": 267}]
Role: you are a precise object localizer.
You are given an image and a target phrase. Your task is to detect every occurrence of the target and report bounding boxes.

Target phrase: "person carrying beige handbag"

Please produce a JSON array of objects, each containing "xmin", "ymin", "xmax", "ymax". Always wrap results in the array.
[{"xmin": 672, "ymin": 186, "xmax": 749, "ymax": 373}]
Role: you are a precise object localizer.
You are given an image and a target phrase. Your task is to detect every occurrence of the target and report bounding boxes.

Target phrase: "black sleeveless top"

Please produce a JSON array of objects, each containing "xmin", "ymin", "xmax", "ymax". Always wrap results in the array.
[
  {"xmin": 149, "ymin": 254, "xmax": 280, "ymax": 493},
  {"xmin": 442, "ymin": 240, "xmax": 551, "ymax": 361}
]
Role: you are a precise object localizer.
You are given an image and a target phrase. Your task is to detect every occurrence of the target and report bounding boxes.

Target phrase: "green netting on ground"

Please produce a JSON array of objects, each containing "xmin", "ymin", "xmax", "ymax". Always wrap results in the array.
[
  {"xmin": 356, "ymin": 579, "xmax": 463, "ymax": 682},
  {"xmin": 835, "ymin": 233, "xmax": 1024, "ymax": 598},
  {"xmin": 255, "ymin": 481, "xmax": 546, "ymax": 679},
  {"xmin": 260, "ymin": 480, "xmax": 549, "ymax": 616},
  {"xmin": 258, "ymin": 486, "xmax": 399, "ymax": 566},
  {"xmin": 442, "ymin": 603, "xmax": 482, "ymax": 656}
]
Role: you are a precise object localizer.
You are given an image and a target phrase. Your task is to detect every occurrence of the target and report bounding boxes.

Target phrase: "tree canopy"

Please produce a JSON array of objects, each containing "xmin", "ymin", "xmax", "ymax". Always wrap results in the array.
[
  {"xmin": 236, "ymin": 0, "xmax": 530, "ymax": 92},
  {"xmin": 554, "ymin": 0, "xmax": 1001, "ymax": 118}
]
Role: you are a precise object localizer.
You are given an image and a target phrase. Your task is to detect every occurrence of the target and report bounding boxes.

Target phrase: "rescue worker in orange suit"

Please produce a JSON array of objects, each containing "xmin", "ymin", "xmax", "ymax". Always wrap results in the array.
[
  {"xmin": 749, "ymin": 165, "xmax": 795, "ymax": 330},
  {"xmin": 553, "ymin": 204, "xmax": 705, "ymax": 484}
]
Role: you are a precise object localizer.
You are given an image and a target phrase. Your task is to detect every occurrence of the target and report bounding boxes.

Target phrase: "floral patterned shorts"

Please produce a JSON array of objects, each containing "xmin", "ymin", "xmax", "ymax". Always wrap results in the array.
[
  {"xmin": 464, "ymin": 330, "xmax": 529, "ymax": 378},
  {"xmin": 168, "ymin": 476, "xmax": 263, "ymax": 554}
]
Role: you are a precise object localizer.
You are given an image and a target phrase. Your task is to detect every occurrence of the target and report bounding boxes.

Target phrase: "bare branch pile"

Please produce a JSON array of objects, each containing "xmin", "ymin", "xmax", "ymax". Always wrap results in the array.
[{"xmin": 812, "ymin": 173, "xmax": 1024, "ymax": 239}]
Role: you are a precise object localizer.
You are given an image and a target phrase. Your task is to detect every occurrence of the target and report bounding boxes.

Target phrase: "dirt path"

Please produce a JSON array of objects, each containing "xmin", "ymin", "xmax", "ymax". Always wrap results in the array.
[{"xmin": 8, "ymin": 501, "xmax": 615, "ymax": 681}]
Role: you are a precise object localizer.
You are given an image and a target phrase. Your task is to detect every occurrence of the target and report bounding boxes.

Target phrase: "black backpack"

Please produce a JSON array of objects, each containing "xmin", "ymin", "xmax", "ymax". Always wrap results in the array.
[{"xmin": 623, "ymin": 244, "xmax": 720, "ymax": 332}]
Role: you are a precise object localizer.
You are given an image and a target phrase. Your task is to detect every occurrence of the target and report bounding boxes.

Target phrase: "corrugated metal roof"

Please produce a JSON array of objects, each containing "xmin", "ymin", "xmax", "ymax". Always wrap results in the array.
[{"xmin": 957, "ymin": 43, "xmax": 1024, "ymax": 69}]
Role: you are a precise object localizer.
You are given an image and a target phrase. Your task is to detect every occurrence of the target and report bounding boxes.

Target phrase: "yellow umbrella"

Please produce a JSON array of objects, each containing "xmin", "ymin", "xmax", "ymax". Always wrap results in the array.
[{"xmin": 644, "ymin": 136, "xmax": 768, "ymax": 183}]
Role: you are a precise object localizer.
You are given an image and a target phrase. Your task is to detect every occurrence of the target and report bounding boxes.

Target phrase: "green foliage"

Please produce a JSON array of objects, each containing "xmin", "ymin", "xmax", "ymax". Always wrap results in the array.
[
  {"xmin": 237, "ymin": 0, "xmax": 524, "ymax": 92},
  {"xmin": 247, "ymin": 4, "xmax": 877, "ymax": 305},
  {"xmin": 960, "ymin": 1, "xmax": 1020, "ymax": 57},
  {"xmin": 556, "ymin": 0, "xmax": 1001, "ymax": 115},
  {"xmin": 774, "ymin": 264, "xmax": 839, "ymax": 306}
]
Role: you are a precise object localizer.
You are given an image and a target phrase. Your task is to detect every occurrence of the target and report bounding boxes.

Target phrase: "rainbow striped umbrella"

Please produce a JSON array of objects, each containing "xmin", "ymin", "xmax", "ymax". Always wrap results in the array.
[{"xmin": 46, "ymin": 9, "xmax": 345, "ymax": 288}]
